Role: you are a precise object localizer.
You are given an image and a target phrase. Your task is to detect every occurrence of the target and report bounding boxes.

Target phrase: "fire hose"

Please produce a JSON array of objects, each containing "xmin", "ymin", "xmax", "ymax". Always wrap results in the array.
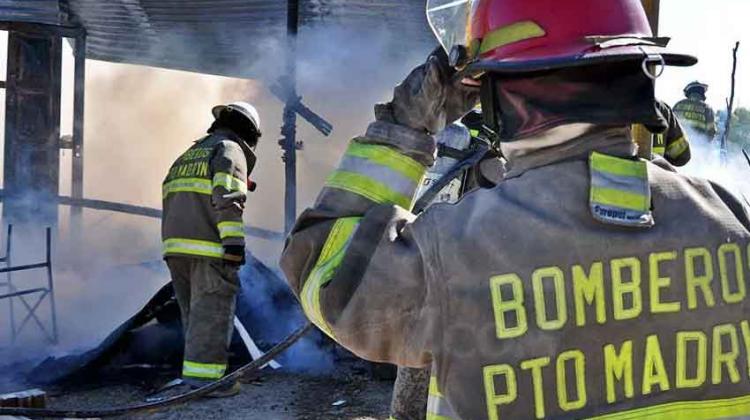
[{"xmin": 0, "ymin": 323, "xmax": 313, "ymax": 418}]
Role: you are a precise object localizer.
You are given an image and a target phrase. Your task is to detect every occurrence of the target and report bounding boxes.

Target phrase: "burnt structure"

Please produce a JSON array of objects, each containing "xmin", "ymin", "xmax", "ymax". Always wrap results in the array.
[
  {"xmin": 2, "ymin": 22, "xmax": 84, "ymax": 224},
  {"xmin": 0, "ymin": 0, "xmax": 433, "ymax": 233}
]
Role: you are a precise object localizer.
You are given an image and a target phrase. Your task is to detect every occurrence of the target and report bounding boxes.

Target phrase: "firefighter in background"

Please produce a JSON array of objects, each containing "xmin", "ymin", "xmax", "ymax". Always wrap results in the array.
[
  {"xmin": 634, "ymin": 100, "xmax": 692, "ymax": 166},
  {"xmin": 674, "ymin": 81, "xmax": 717, "ymax": 140},
  {"xmin": 162, "ymin": 102, "xmax": 260, "ymax": 397},
  {"xmin": 281, "ymin": 0, "xmax": 750, "ymax": 418}
]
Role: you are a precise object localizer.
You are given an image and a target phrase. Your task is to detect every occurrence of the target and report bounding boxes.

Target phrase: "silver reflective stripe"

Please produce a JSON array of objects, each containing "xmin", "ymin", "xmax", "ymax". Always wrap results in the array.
[
  {"xmin": 337, "ymin": 155, "xmax": 419, "ymax": 199},
  {"xmin": 212, "ymin": 172, "xmax": 248, "ymax": 193},
  {"xmin": 590, "ymin": 170, "xmax": 648, "ymax": 196},
  {"xmin": 427, "ymin": 376, "xmax": 459, "ymax": 420},
  {"xmin": 162, "ymin": 178, "xmax": 212, "ymax": 198},
  {"xmin": 218, "ymin": 222, "xmax": 244, "ymax": 239}
]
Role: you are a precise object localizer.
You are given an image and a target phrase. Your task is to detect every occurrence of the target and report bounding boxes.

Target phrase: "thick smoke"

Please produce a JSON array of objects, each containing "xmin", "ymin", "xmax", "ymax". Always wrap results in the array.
[
  {"xmin": 679, "ymin": 127, "xmax": 750, "ymax": 203},
  {"xmin": 0, "ymin": 21, "xmax": 430, "ymax": 378}
]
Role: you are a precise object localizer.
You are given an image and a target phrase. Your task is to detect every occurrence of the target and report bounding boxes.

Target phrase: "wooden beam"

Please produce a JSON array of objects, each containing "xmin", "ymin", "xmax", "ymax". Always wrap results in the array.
[{"xmin": 641, "ymin": 0, "xmax": 661, "ymax": 36}]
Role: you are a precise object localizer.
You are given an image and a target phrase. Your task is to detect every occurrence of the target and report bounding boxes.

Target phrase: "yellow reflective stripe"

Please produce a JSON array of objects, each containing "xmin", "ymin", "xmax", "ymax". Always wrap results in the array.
[
  {"xmin": 183, "ymin": 360, "xmax": 226, "ymax": 379},
  {"xmin": 301, "ymin": 217, "xmax": 361, "ymax": 338},
  {"xmin": 653, "ymin": 146, "xmax": 666, "ymax": 156},
  {"xmin": 346, "ymin": 142, "xmax": 425, "ymax": 183},
  {"xmin": 212, "ymin": 172, "xmax": 247, "ymax": 193},
  {"xmin": 429, "ymin": 376, "xmax": 443, "ymax": 398},
  {"xmin": 163, "ymin": 238, "xmax": 224, "ymax": 258},
  {"xmin": 666, "ymin": 136, "xmax": 689, "ymax": 158},
  {"xmin": 162, "ymin": 178, "xmax": 212, "ymax": 198},
  {"xmin": 427, "ymin": 415, "xmax": 455, "ymax": 420},
  {"xmin": 218, "ymin": 221, "xmax": 245, "ymax": 239},
  {"xmin": 326, "ymin": 171, "xmax": 412, "ymax": 209},
  {"xmin": 479, "ymin": 21, "xmax": 546, "ymax": 55},
  {"xmin": 590, "ymin": 152, "xmax": 647, "ymax": 179},
  {"xmin": 591, "ymin": 187, "xmax": 649, "ymax": 212},
  {"xmin": 469, "ymin": 129, "xmax": 480, "ymax": 138},
  {"xmin": 591, "ymin": 393, "xmax": 750, "ymax": 420},
  {"xmin": 426, "ymin": 414, "xmax": 455, "ymax": 420}
]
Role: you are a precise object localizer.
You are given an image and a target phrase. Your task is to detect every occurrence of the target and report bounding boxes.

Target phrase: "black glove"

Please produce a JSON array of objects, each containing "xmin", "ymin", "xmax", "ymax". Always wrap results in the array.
[{"xmin": 223, "ymin": 245, "xmax": 246, "ymax": 266}]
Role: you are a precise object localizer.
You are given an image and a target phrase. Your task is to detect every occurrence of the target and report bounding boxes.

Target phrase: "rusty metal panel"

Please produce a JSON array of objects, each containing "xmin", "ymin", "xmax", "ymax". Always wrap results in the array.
[
  {"xmin": 4, "ymin": 30, "xmax": 62, "ymax": 224},
  {"xmin": 0, "ymin": 0, "xmax": 63, "ymax": 25}
]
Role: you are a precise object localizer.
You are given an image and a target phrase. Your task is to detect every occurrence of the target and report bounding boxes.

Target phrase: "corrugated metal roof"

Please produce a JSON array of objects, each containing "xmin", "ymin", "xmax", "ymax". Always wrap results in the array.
[
  {"xmin": 70, "ymin": 0, "xmax": 433, "ymax": 79},
  {"xmin": 0, "ymin": 0, "xmax": 63, "ymax": 25},
  {"xmin": 0, "ymin": 0, "xmax": 433, "ymax": 79}
]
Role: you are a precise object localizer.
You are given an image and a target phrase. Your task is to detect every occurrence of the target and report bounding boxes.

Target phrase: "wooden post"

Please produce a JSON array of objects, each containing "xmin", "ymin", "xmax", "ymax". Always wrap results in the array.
[
  {"xmin": 4, "ymin": 28, "xmax": 62, "ymax": 225},
  {"xmin": 633, "ymin": 0, "xmax": 661, "ymax": 159},
  {"xmin": 282, "ymin": 0, "xmax": 300, "ymax": 237},
  {"xmin": 72, "ymin": 34, "xmax": 86, "ymax": 218},
  {"xmin": 641, "ymin": 0, "xmax": 661, "ymax": 36},
  {"xmin": 721, "ymin": 42, "xmax": 741, "ymax": 165}
]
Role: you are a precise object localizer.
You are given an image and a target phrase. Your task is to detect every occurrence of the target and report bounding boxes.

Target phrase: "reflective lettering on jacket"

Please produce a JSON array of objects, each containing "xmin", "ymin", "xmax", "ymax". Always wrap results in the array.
[
  {"xmin": 162, "ymin": 133, "xmax": 249, "ymax": 259},
  {"xmin": 485, "ymin": 243, "xmax": 750, "ymax": 419},
  {"xmin": 674, "ymin": 99, "xmax": 717, "ymax": 136}
]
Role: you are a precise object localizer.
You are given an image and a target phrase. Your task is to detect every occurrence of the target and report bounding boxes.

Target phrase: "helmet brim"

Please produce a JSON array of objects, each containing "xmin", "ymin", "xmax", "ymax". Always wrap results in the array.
[
  {"xmin": 467, "ymin": 44, "xmax": 697, "ymax": 75},
  {"xmin": 212, "ymin": 104, "xmax": 261, "ymax": 132}
]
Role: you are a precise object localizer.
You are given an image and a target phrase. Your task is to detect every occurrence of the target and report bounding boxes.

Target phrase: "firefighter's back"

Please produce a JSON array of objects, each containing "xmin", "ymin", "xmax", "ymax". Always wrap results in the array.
[{"xmin": 424, "ymin": 156, "xmax": 750, "ymax": 419}]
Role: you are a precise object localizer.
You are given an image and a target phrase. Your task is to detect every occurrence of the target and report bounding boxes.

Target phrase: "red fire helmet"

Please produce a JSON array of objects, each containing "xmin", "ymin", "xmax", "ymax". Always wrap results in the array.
[{"xmin": 428, "ymin": 0, "xmax": 697, "ymax": 74}]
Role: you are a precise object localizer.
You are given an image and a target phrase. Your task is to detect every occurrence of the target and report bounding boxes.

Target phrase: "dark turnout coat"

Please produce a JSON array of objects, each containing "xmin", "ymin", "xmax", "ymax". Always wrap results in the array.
[{"xmin": 281, "ymin": 120, "xmax": 750, "ymax": 420}]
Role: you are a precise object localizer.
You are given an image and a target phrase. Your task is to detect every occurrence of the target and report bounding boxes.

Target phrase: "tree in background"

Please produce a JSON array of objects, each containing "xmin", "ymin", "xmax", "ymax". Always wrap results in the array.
[{"xmin": 720, "ymin": 107, "xmax": 750, "ymax": 153}]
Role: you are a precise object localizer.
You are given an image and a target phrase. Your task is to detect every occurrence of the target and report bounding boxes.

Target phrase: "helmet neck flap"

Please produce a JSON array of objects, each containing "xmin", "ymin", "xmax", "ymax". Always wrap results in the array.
[{"xmin": 479, "ymin": 61, "xmax": 666, "ymax": 141}]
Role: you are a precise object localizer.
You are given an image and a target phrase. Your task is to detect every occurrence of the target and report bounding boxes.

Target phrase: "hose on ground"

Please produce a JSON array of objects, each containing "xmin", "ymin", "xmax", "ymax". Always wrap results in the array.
[{"xmin": 0, "ymin": 323, "xmax": 313, "ymax": 418}]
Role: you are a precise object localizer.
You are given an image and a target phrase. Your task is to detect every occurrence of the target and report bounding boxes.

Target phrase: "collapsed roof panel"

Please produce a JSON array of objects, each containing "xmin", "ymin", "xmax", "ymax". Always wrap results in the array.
[
  {"xmin": 0, "ymin": 0, "xmax": 433, "ymax": 79},
  {"xmin": 0, "ymin": 0, "xmax": 63, "ymax": 25}
]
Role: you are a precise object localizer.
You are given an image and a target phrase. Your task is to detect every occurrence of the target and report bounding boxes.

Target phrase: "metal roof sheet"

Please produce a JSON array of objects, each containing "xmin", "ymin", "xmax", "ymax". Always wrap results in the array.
[
  {"xmin": 0, "ymin": 0, "xmax": 62, "ymax": 25},
  {"xmin": 74, "ymin": 0, "xmax": 432, "ymax": 79},
  {"xmin": 0, "ymin": 0, "xmax": 433, "ymax": 79}
]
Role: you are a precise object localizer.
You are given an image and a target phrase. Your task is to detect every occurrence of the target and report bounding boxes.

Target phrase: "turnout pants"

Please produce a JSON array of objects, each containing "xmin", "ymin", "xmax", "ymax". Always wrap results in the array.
[
  {"xmin": 166, "ymin": 257, "xmax": 239, "ymax": 385},
  {"xmin": 389, "ymin": 367, "xmax": 429, "ymax": 420}
]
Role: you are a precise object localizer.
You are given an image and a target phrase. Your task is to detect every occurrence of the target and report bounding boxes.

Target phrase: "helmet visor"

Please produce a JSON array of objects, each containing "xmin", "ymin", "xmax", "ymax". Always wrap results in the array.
[{"xmin": 426, "ymin": 0, "xmax": 477, "ymax": 54}]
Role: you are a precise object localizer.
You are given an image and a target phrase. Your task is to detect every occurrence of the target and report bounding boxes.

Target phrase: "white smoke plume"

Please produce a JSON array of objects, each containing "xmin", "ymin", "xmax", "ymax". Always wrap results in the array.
[
  {"xmin": 0, "ymin": 21, "xmax": 431, "ymax": 378},
  {"xmin": 679, "ymin": 128, "xmax": 750, "ymax": 204}
]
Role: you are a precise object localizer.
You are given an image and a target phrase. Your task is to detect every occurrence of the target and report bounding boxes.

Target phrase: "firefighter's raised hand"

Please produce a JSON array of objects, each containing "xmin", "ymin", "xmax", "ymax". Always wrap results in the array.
[{"xmin": 376, "ymin": 47, "xmax": 480, "ymax": 135}]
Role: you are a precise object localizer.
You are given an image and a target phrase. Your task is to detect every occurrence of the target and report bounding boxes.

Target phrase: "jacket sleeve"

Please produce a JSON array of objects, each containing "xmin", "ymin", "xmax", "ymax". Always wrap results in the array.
[
  {"xmin": 210, "ymin": 140, "xmax": 248, "ymax": 248},
  {"xmin": 660, "ymin": 102, "xmax": 692, "ymax": 166},
  {"xmin": 280, "ymin": 121, "xmax": 442, "ymax": 368}
]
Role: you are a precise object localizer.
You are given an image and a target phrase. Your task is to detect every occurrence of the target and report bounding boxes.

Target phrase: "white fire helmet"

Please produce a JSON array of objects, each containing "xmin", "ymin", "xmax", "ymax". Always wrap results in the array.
[{"xmin": 212, "ymin": 101, "xmax": 261, "ymax": 133}]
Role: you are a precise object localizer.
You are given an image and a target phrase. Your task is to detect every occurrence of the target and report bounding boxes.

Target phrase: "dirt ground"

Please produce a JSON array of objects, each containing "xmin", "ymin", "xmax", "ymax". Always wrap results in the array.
[{"xmin": 4, "ymin": 369, "xmax": 393, "ymax": 420}]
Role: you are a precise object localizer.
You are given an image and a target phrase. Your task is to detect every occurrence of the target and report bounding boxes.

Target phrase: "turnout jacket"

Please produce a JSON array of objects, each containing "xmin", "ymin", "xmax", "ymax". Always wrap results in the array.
[
  {"xmin": 652, "ymin": 101, "xmax": 691, "ymax": 166},
  {"xmin": 674, "ymin": 98, "xmax": 717, "ymax": 139},
  {"xmin": 162, "ymin": 129, "xmax": 252, "ymax": 260},
  {"xmin": 281, "ymin": 121, "xmax": 750, "ymax": 420}
]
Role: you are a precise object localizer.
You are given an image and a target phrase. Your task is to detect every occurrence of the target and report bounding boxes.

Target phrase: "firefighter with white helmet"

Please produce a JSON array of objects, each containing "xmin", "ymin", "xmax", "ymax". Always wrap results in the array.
[
  {"xmin": 162, "ymin": 101, "xmax": 261, "ymax": 397},
  {"xmin": 281, "ymin": 0, "xmax": 750, "ymax": 419}
]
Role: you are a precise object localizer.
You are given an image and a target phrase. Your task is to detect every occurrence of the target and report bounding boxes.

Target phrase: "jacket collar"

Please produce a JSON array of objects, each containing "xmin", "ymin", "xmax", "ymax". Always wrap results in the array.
[
  {"xmin": 502, "ymin": 125, "xmax": 637, "ymax": 179},
  {"xmin": 209, "ymin": 128, "xmax": 257, "ymax": 168}
]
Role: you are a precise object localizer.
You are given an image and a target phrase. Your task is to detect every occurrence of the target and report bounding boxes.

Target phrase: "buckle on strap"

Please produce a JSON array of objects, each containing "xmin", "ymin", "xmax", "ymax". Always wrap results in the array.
[{"xmin": 589, "ymin": 152, "xmax": 654, "ymax": 228}]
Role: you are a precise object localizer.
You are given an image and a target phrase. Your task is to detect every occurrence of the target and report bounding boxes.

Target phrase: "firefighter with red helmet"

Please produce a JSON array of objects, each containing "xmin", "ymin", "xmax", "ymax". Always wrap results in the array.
[{"xmin": 281, "ymin": 1, "xmax": 750, "ymax": 419}]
